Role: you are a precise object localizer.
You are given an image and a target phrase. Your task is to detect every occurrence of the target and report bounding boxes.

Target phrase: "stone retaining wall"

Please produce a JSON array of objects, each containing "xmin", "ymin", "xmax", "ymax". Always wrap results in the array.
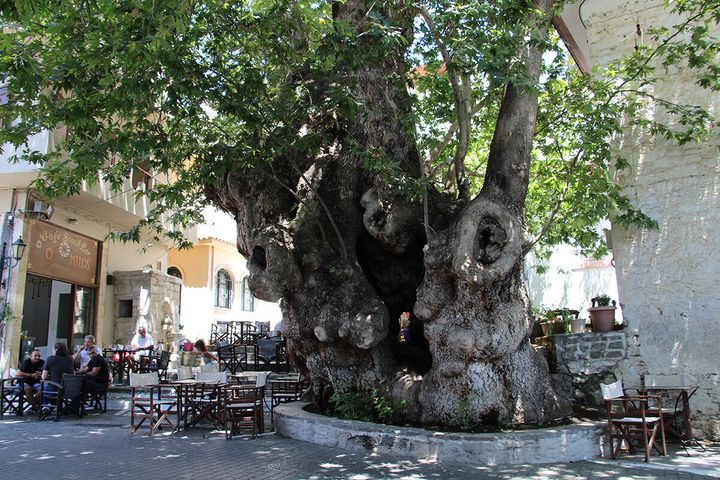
[
  {"xmin": 275, "ymin": 402, "xmax": 605, "ymax": 465},
  {"xmin": 550, "ymin": 331, "xmax": 627, "ymax": 405}
]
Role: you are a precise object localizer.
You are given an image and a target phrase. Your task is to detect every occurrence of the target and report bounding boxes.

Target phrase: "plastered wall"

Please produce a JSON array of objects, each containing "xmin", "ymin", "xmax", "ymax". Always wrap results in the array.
[{"xmin": 585, "ymin": 0, "xmax": 720, "ymax": 438}]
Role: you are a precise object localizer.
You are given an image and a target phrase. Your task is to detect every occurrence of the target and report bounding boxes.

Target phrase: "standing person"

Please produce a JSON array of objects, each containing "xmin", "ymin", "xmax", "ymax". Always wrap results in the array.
[
  {"xmin": 127, "ymin": 325, "xmax": 154, "ymax": 369},
  {"xmin": 74, "ymin": 335, "xmax": 97, "ymax": 370},
  {"xmin": 42, "ymin": 342, "xmax": 74, "ymax": 391},
  {"xmin": 79, "ymin": 346, "xmax": 110, "ymax": 392},
  {"xmin": 16, "ymin": 349, "xmax": 44, "ymax": 409},
  {"xmin": 193, "ymin": 339, "xmax": 218, "ymax": 365}
]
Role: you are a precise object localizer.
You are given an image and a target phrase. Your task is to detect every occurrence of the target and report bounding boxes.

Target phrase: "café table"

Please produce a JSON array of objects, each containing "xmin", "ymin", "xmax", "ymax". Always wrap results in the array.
[
  {"xmin": 229, "ymin": 371, "xmax": 268, "ymax": 386},
  {"xmin": 105, "ymin": 347, "xmax": 137, "ymax": 385},
  {"xmin": 636, "ymin": 383, "xmax": 702, "ymax": 453}
]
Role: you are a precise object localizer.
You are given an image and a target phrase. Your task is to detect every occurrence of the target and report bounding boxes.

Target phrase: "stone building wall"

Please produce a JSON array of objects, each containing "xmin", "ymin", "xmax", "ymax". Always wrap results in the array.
[
  {"xmin": 584, "ymin": 0, "xmax": 720, "ymax": 438},
  {"xmin": 111, "ymin": 270, "xmax": 182, "ymax": 348}
]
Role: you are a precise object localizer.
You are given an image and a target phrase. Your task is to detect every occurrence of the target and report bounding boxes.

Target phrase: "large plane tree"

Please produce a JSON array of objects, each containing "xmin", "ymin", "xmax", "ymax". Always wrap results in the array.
[{"xmin": 1, "ymin": 0, "xmax": 717, "ymax": 428}]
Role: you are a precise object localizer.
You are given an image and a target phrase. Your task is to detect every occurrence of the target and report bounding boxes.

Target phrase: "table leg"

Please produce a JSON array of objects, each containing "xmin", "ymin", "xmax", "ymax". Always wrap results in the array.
[{"xmin": 681, "ymin": 391, "xmax": 692, "ymax": 441}]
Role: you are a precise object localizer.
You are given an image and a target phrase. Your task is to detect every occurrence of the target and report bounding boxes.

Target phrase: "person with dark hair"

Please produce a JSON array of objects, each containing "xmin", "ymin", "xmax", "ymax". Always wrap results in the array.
[
  {"xmin": 79, "ymin": 346, "xmax": 110, "ymax": 393},
  {"xmin": 42, "ymin": 342, "xmax": 74, "ymax": 392},
  {"xmin": 193, "ymin": 339, "xmax": 218, "ymax": 365},
  {"xmin": 17, "ymin": 349, "xmax": 44, "ymax": 409}
]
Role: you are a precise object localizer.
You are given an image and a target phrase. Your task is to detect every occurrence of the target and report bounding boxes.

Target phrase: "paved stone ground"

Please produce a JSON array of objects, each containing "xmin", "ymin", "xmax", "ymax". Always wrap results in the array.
[{"xmin": 0, "ymin": 411, "xmax": 717, "ymax": 480}]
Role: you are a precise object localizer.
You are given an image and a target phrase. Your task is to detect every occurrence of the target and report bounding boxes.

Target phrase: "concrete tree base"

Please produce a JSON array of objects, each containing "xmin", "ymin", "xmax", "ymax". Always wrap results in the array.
[{"xmin": 275, "ymin": 402, "xmax": 605, "ymax": 465}]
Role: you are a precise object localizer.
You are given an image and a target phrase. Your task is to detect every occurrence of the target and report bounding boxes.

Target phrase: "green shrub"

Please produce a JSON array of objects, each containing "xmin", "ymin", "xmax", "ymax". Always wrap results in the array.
[{"xmin": 329, "ymin": 383, "xmax": 407, "ymax": 425}]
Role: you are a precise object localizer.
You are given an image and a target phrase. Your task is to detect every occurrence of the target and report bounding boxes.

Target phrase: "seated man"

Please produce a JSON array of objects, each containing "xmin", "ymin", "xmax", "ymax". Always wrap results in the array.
[
  {"xmin": 16, "ymin": 349, "xmax": 44, "ymax": 410},
  {"xmin": 127, "ymin": 325, "xmax": 154, "ymax": 369},
  {"xmin": 74, "ymin": 335, "xmax": 98, "ymax": 371},
  {"xmin": 79, "ymin": 346, "xmax": 110, "ymax": 393}
]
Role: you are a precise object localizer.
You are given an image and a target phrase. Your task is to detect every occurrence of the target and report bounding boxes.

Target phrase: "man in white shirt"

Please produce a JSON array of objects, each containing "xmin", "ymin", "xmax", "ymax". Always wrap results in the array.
[
  {"xmin": 129, "ymin": 325, "xmax": 154, "ymax": 367},
  {"xmin": 74, "ymin": 335, "xmax": 97, "ymax": 370}
]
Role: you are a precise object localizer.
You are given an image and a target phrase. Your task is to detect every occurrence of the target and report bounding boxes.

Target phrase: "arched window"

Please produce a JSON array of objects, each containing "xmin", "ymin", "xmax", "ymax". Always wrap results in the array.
[
  {"xmin": 167, "ymin": 266, "xmax": 182, "ymax": 279},
  {"xmin": 215, "ymin": 269, "xmax": 233, "ymax": 308},
  {"xmin": 241, "ymin": 276, "xmax": 254, "ymax": 312}
]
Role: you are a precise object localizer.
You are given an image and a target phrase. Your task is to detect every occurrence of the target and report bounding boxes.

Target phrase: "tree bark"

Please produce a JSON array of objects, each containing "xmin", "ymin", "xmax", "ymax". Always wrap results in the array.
[{"xmin": 209, "ymin": 0, "xmax": 569, "ymax": 426}]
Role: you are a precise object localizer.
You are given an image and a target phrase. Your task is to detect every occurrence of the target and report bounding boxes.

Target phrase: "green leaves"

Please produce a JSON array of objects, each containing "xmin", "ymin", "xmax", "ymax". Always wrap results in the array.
[{"xmin": 0, "ymin": 0, "xmax": 717, "ymax": 255}]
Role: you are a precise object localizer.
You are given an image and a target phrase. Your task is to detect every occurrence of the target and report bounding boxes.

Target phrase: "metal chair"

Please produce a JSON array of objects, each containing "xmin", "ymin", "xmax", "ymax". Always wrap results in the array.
[
  {"xmin": 269, "ymin": 373, "xmax": 307, "ymax": 422},
  {"xmin": 182, "ymin": 381, "xmax": 223, "ymax": 437},
  {"xmin": 1, "ymin": 372, "xmax": 31, "ymax": 419},
  {"xmin": 37, "ymin": 375, "xmax": 85, "ymax": 421},
  {"xmin": 139, "ymin": 350, "xmax": 171, "ymax": 382},
  {"xmin": 642, "ymin": 374, "xmax": 704, "ymax": 455},
  {"xmin": 601, "ymin": 380, "xmax": 667, "ymax": 462}
]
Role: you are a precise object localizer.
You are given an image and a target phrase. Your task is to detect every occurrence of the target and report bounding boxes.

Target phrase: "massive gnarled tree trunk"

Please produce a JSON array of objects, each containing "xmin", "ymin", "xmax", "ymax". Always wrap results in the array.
[{"xmin": 209, "ymin": 0, "xmax": 568, "ymax": 427}]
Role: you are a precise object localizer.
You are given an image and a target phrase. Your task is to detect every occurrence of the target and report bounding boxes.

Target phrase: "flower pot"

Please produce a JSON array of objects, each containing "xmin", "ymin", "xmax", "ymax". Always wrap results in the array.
[
  {"xmin": 589, "ymin": 306, "xmax": 615, "ymax": 332},
  {"xmin": 570, "ymin": 317, "xmax": 586, "ymax": 334},
  {"xmin": 530, "ymin": 322, "xmax": 544, "ymax": 339},
  {"xmin": 540, "ymin": 322, "xmax": 550, "ymax": 336}
]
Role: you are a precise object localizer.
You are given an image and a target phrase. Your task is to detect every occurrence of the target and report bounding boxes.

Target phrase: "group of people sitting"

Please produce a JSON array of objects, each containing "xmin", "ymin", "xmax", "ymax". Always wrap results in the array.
[{"xmin": 15, "ymin": 334, "xmax": 110, "ymax": 412}]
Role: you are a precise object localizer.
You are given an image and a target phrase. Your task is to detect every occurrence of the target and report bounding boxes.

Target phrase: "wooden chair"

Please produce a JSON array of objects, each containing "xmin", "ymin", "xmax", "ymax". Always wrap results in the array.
[
  {"xmin": 216, "ymin": 340, "xmax": 240, "ymax": 374},
  {"xmin": 56, "ymin": 374, "xmax": 86, "ymax": 421},
  {"xmin": 129, "ymin": 372, "xmax": 179, "ymax": 435},
  {"xmin": 601, "ymin": 380, "xmax": 667, "ymax": 462},
  {"xmin": 221, "ymin": 385, "xmax": 263, "ymax": 439},
  {"xmin": 36, "ymin": 375, "xmax": 85, "ymax": 421},
  {"xmin": 256, "ymin": 338, "xmax": 282, "ymax": 371}
]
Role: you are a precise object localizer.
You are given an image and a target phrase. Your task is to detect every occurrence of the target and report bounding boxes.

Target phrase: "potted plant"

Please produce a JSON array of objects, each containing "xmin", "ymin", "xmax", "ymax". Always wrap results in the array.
[
  {"xmin": 588, "ymin": 294, "xmax": 617, "ymax": 332},
  {"xmin": 560, "ymin": 309, "xmax": 586, "ymax": 334}
]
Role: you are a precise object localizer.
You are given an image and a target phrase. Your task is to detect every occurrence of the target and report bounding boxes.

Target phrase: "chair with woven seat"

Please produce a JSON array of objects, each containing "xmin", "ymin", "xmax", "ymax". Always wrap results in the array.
[
  {"xmin": 129, "ymin": 372, "xmax": 179, "ymax": 435},
  {"xmin": 601, "ymin": 380, "xmax": 667, "ymax": 462}
]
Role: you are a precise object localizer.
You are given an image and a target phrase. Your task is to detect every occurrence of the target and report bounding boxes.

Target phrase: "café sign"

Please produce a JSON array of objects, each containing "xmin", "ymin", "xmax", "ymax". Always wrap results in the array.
[{"xmin": 27, "ymin": 220, "xmax": 99, "ymax": 286}]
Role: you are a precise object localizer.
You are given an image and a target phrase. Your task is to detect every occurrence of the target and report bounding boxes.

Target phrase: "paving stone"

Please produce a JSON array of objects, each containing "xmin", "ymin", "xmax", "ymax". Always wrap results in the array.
[{"xmin": 0, "ymin": 413, "xmax": 717, "ymax": 480}]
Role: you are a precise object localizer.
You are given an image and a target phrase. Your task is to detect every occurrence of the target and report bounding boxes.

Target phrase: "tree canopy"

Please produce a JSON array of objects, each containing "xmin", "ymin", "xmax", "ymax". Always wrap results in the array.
[{"xmin": 2, "ymin": 0, "xmax": 716, "ymax": 255}]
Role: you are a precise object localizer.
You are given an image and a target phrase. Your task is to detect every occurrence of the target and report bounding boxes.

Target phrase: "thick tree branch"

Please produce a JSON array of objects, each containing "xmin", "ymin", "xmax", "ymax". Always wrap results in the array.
[{"xmin": 481, "ymin": 0, "xmax": 552, "ymax": 212}]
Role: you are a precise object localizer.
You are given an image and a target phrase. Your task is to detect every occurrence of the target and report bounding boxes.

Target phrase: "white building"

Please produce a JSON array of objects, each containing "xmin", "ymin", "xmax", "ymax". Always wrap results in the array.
[{"xmin": 559, "ymin": 0, "xmax": 720, "ymax": 438}]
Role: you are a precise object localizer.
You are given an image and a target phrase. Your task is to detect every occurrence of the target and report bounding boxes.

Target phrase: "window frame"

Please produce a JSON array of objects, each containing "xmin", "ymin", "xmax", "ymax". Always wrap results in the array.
[
  {"xmin": 215, "ymin": 268, "xmax": 233, "ymax": 309},
  {"xmin": 241, "ymin": 276, "xmax": 254, "ymax": 312}
]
